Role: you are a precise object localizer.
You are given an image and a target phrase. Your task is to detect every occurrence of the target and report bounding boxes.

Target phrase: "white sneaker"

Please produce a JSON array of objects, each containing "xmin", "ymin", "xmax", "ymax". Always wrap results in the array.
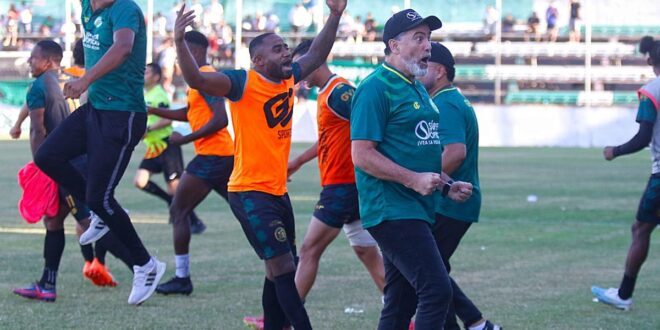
[
  {"xmin": 591, "ymin": 286, "xmax": 633, "ymax": 311},
  {"xmin": 79, "ymin": 212, "xmax": 109, "ymax": 245},
  {"xmin": 128, "ymin": 257, "xmax": 166, "ymax": 305}
]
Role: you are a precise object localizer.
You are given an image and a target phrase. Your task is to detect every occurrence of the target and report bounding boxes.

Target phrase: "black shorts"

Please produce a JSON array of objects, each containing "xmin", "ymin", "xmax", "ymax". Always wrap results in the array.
[
  {"xmin": 185, "ymin": 155, "xmax": 233, "ymax": 198},
  {"xmin": 313, "ymin": 183, "xmax": 360, "ymax": 228},
  {"xmin": 637, "ymin": 173, "xmax": 660, "ymax": 223},
  {"xmin": 139, "ymin": 139, "xmax": 184, "ymax": 182},
  {"xmin": 228, "ymin": 191, "xmax": 296, "ymax": 260}
]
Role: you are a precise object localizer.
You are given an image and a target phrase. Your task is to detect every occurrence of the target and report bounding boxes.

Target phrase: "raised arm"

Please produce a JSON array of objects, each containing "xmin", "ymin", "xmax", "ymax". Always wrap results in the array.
[
  {"xmin": 64, "ymin": 28, "xmax": 136, "ymax": 99},
  {"xmin": 294, "ymin": 0, "xmax": 347, "ymax": 80},
  {"xmin": 173, "ymin": 5, "xmax": 233, "ymax": 97}
]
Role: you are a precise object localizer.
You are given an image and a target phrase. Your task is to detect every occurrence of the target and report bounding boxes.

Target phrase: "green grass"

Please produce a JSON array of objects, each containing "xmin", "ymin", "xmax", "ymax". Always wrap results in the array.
[{"xmin": 1, "ymin": 142, "xmax": 660, "ymax": 329}]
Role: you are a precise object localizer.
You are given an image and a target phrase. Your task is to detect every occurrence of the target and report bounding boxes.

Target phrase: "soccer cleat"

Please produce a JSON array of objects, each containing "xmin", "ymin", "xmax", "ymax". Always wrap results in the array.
[
  {"xmin": 12, "ymin": 282, "xmax": 56, "ymax": 302},
  {"xmin": 484, "ymin": 320, "xmax": 503, "ymax": 330},
  {"xmin": 591, "ymin": 286, "xmax": 633, "ymax": 311},
  {"xmin": 79, "ymin": 212, "xmax": 109, "ymax": 245},
  {"xmin": 408, "ymin": 320, "xmax": 414, "ymax": 330},
  {"xmin": 83, "ymin": 260, "xmax": 93, "ymax": 281},
  {"xmin": 243, "ymin": 315, "xmax": 264, "ymax": 330},
  {"xmin": 190, "ymin": 217, "xmax": 206, "ymax": 235},
  {"xmin": 155, "ymin": 276, "xmax": 193, "ymax": 295},
  {"xmin": 128, "ymin": 257, "xmax": 166, "ymax": 305},
  {"xmin": 87, "ymin": 258, "xmax": 117, "ymax": 287}
]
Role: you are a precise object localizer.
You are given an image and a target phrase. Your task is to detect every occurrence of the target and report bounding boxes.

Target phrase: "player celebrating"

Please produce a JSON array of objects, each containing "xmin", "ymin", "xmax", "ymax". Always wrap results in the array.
[
  {"xmin": 173, "ymin": 0, "xmax": 347, "ymax": 327},
  {"xmin": 592, "ymin": 36, "xmax": 660, "ymax": 311},
  {"xmin": 151, "ymin": 30, "xmax": 234, "ymax": 295},
  {"xmin": 132, "ymin": 62, "xmax": 206, "ymax": 234},
  {"xmin": 418, "ymin": 42, "xmax": 501, "ymax": 330},
  {"xmin": 351, "ymin": 9, "xmax": 473, "ymax": 328},
  {"xmin": 34, "ymin": 0, "xmax": 165, "ymax": 305}
]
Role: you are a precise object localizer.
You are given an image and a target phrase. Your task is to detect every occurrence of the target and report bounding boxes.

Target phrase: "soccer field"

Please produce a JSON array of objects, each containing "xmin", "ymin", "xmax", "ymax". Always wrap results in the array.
[{"xmin": 1, "ymin": 141, "xmax": 659, "ymax": 329}]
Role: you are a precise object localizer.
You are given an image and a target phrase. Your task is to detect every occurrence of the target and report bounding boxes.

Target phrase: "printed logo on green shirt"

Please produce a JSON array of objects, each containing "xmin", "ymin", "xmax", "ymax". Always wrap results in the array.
[
  {"xmin": 94, "ymin": 17, "xmax": 103, "ymax": 28},
  {"xmin": 415, "ymin": 120, "xmax": 440, "ymax": 146},
  {"xmin": 413, "ymin": 102, "xmax": 420, "ymax": 109}
]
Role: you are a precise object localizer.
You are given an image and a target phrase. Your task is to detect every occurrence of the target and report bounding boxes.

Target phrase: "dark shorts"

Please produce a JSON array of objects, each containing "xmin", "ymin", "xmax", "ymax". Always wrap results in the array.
[
  {"xmin": 139, "ymin": 139, "xmax": 184, "ymax": 182},
  {"xmin": 313, "ymin": 183, "xmax": 360, "ymax": 228},
  {"xmin": 636, "ymin": 173, "xmax": 660, "ymax": 223},
  {"xmin": 185, "ymin": 155, "xmax": 233, "ymax": 198},
  {"xmin": 228, "ymin": 191, "xmax": 296, "ymax": 260}
]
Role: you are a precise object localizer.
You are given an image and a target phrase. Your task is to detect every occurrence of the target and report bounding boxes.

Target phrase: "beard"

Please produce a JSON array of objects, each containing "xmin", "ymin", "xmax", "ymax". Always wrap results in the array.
[{"xmin": 402, "ymin": 55, "xmax": 428, "ymax": 78}]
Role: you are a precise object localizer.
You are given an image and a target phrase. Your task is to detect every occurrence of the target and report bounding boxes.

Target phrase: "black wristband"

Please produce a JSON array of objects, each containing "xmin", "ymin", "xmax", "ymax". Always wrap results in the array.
[{"xmin": 441, "ymin": 180, "xmax": 454, "ymax": 197}]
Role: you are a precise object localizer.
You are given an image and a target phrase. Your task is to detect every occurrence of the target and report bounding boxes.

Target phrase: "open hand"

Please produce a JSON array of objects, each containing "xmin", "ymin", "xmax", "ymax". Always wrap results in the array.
[
  {"xmin": 174, "ymin": 4, "xmax": 196, "ymax": 43},
  {"xmin": 326, "ymin": 0, "xmax": 347, "ymax": 16}
]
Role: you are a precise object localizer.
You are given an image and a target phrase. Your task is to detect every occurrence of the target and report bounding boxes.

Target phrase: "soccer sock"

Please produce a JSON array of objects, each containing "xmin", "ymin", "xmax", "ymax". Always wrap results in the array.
[
  {"xmin": 262, "ymin": 277, "xmax": 287, "ymax": 330},
  {"xmin": 40, "ymin": 229, "xmax": 65, "ymax": 290},
  {"xmin": 96, "ymin": 231, "xmax": 133, "ymax": 271},
  {"xmin": 175, "ymin": 254, "xmax": 190, "ymax": 278},
  {"xmin": 80, "ymin": 244, "xmax": 94, "ymax": 262},
  {"xmin": 274, "ymin": 271, "xmax": 312, "ymax": 330},
  {"xmin": 618, "ymin": 274, "xmax": 637, "ymax": 300},
  {"xmin": 95, "ymin": 243, "xmax": 107, "ymax": 264},
  {"xmin": 141, "ymin": 181, "xmax": 173, "ymax": 205}
]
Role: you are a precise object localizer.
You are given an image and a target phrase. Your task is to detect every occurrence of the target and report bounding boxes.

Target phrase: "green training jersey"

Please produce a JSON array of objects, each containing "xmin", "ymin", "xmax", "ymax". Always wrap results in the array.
[
  {"xmin": 351, "ymin": 63, "xmax": 442, "ymax": 229},
  {"xmin": 144, "ymin": 85, "xmax": 172, "ymax": 142},
  {"xmin": 82, "ymin": 0, "xmax": 146, "ymax": 112},
  {"xmin": 433, "ymin": 86, "xmax": 481, "ymax": 222}
]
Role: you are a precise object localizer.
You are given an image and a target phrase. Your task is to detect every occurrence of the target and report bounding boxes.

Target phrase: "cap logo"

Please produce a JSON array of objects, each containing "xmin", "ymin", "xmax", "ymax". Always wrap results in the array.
[{"xmin": 406, "ymin": 12, "xmax": 422, "ymax": 21}]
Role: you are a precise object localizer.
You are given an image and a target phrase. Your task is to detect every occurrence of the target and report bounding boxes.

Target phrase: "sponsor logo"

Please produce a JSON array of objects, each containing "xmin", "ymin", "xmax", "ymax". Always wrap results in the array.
[
  {"xmin": 83, "ymin": 31, "xmax": 100, "ymax": 51},
  {"xmin": 415, "ymin": 120, "xmax": 440, "ymax": 146},
  {"xmin": 406, "ymin": 12, "xmax": 422, "ymax": 21},
  {"xmin": 263, "ymin": 88, "xmax": 294, "ymax": 129},
  {"xmin": 94, "ymin": 17, "xmax": 103, "ymax": 28},
  {"xmin": 413, "ymin": 102, "xmax": 421, "ymax": 110},
  {"xmin": 274, "ymin": 227, "xmax": 287, "ymax": 242}
]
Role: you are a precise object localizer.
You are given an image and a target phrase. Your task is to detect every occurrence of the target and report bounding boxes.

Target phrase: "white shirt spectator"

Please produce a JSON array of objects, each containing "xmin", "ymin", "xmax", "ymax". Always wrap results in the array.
[
  {"xmin": 206, "ymin": 0, "xmax": 224, "ymax": 26},
  {"xmin": 289, "ymin": 4, "xmax": 311, "ymax": 32}
]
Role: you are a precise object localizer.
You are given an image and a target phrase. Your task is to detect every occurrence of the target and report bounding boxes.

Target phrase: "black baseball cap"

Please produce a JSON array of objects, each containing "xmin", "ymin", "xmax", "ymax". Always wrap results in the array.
[
  {"xmin": 429, "ymin": 42, "xmax": 455, "ymax": 67},
  {"xmin": 383, "ymin": 9, "xmax": 442, "ymax": 48}
]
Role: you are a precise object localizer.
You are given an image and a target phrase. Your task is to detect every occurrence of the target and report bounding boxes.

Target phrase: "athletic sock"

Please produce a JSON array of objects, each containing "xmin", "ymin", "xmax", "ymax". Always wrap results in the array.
[
  {"xmin": 40, "ymin": 229, "xmax": 65, "ymax": 290},
  {"xmin": 141, "ymin": 181, "xmax": 173, "ymax": 205},
  {"xmin": 80, "ymin": 244, "xmax": 94, "ymax": 262},
  {"xmin": 262, "ymin": 277, "xmax": 287, "ymax": 330},
  {"xmin": 96, "ymin": 231, "xmax": 133, "ymax": 271},
  {"xmin": 274, "ymin": 271, "xmax": 311, "ymax": 330},
  {"xmin": 39, "ymin": 267, "xmax": 58, "ymax": 290},
  {"xmin": 618, "ymin": 274, "xmax": 637, "ymax": 300},
  {"xmin": 175, "ymin": 254, "xmax": 190, "ymax": 278}
]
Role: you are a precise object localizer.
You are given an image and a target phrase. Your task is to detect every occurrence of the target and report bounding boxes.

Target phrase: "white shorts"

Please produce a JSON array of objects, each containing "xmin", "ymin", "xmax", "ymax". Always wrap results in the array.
[{"xmin": 342, "ymin": 219, "xmax": 378, "ymax": 247}]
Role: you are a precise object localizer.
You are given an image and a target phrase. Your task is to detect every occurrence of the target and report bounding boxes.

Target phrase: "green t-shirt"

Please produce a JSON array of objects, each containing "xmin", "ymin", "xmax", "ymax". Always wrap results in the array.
[
  {"xmin": 351, "ymin": 63, "xmax": 442, "ymax": 229},
  {"xmin": 82, "ymin": 0, "xmax": 147, "ymax": 112},
  {"xmin": 144, "ymin": 85, "xmax": 172, "ymax": 142},
  {"xmin": 433, "ymin": 87, "xmax": 481, "ymax": 222}
]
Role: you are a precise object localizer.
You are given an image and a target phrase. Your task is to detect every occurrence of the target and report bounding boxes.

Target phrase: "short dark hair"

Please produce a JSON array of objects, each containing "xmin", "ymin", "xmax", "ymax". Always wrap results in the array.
[
  {"xmin": 184, "ymin": 30, "xmax": 209, "ymax": 49},
  {"xmin": 248, "ymin": 32, "xmax": 275, "ymax": 58},
  {"xmin": 640, "ymin": 35, "xmax": 660, "ymax": 67},
  {"xmin": 73, "ymin": 39, "xmax": 84, "ymax": 66},
  {"xmin": 36, "ymin": 40, "xmax": 63, "ymax": 63},
  {"xmin": 146, "ymin": 62, "xmax": 162, "ymax": 80},
  {"xmin": 292, "ymin": 39, "xmax": 312, "ymax": 58}
]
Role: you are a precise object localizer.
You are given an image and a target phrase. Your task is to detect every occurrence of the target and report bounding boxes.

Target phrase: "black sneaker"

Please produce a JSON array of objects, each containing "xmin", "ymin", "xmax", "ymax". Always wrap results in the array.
[
  {"xmin": 155, "ymin": 276, "xmax": 193, "ymax": 295},
  {"xmin": 484, "ymin": 320, "xmax": 502, "ymax": 330},
  {"xmin": 190, "ymin": 217, "xmax": 206, "ymax": 235}
]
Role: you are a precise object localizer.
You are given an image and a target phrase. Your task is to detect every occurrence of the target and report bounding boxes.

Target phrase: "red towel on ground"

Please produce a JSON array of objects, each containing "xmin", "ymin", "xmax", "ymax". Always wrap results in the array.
[{"xmin": 17, "ymin": 161, "xmax": 59, "ymax": 223}]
